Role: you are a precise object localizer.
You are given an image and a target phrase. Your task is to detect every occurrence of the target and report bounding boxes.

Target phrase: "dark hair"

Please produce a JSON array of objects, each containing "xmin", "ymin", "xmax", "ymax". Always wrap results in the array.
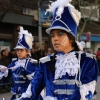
[
  {"xmin": 48, "ymin": 30, "xmax": 79, "ymax": 71},
  {"xmin": 48, "ymin": 50, "xmax": 57, "ymax": 71},
  {"xmin": 98, "ymin": 48, "xmax": 100, "ymax": 51},
  {"xmin": 66, "ymin": 31, "xmax": 79, "ymax": 51},
  {"xmin": 11, "ymin": 49, "xmax": 15, "ymax": 52},
  {"xmin": 1, "ymin": 50, "xmax": 5, "ymax": 56}
]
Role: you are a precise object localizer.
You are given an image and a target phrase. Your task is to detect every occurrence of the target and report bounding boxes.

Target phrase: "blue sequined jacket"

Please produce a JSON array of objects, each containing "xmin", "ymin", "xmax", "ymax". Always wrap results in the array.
[
  {"xmin": 8, "ymin": 58, "xmax": 37, "ymax": 95},
  {"xmin": 21, "ymin": 51, "xmax": 98, "ymax": 100}
]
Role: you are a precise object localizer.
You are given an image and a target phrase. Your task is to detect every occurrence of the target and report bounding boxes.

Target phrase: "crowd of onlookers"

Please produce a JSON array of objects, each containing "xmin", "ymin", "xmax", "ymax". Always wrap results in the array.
[
  {"xmin": 0, "ymin": 47, "xmax": 100, "ymax": 93},
  {"xmin": 0, "ymin": 47, "xmax": 53, "ymax": 63},
  {"xmin": 30, "ymin": 47, "xmax": 53, "ymax": 60}
]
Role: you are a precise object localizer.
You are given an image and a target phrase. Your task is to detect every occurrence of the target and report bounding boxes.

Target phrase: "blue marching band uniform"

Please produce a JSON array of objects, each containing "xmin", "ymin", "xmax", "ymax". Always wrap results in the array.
[
  {"xmin": 18, "ymin": 51, "xmax": 97, "ymax": 100},
  {"xmin": 0, "ymin": 0, "xmax": 99, "ymax": 100},
  {"xmin": 8, "ymin": 57, "xmax": 37, "ymax": 99},
  {"xmin": 0, "ymin": 27, "xmax": 42, "ymax": 100}
]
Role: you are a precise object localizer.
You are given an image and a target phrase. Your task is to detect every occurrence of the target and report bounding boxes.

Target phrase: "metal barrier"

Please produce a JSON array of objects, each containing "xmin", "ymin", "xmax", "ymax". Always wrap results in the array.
[{"xmin": 0, "ymin": 75, "xmax": 12, "ymax": 93}]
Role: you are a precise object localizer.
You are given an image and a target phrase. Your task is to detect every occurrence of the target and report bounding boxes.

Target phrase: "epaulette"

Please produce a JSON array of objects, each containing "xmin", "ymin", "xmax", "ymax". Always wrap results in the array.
[
  {"xmin": 85, "ymin": 53, "xmax": 94, "ymax": 59},
  {"xmin": 30, "ymin": 58, "xmax": 38, "ymax": 64},
  {"xmin": 76, "ymin": 51, "xmax": 83, "ymax": 54},
  {"xmin": 39, "ymin": 56, "xmax": 51, "ymax": 63},
  {"xmin": 12, "ymin": 58, "xmax": 17, "ymax": 61}
]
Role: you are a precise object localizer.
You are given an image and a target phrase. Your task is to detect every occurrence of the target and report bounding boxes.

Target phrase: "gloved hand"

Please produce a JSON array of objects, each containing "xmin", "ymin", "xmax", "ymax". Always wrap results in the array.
[{"xmin": 0, "ymin": 65, "xmax": 7, "ymax": 72}]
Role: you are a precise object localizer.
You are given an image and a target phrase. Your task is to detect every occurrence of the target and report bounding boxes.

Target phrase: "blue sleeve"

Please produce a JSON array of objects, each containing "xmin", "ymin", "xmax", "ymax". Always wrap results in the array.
[
  {"xmin": 80, "ymin": 57, "xmax": 98, "ymax": 100},
  {"xmin": 69, "ymin": 57, "xmax": 98, "ymax": 100},
  {"xmin": 31, "ymin": 63, "xmax": 45, "ymax": 100},
  {"xmin": 81, "ymin": 58, "xmax": 98, "ymax": 83}
]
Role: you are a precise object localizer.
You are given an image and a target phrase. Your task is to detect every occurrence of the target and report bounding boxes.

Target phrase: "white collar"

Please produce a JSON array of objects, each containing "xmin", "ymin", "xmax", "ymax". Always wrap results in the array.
[
  {"xmin": 15, "ymin": 58, "xmax": 27, "ymax": 68},
  {"xmin": 55, "ymin": 51, "xmax": 80, "ymax": 79}
]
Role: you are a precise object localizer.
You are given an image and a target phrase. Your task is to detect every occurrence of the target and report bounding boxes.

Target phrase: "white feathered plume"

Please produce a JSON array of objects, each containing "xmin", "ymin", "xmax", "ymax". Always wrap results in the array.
[
  {"xmin": 46, "ymin": 0, "xmax": 72, "ymax": 16},
  {"xmin": 46, "ymin": 0, "xmax": 81, "ymax": 26},
  {"xmin": 18, "ymin": 26, "xmax": 34, "ymax": 41},
  {"xmin": 76, "ymin": 41, "xmax": 85, "ymax": 51}
]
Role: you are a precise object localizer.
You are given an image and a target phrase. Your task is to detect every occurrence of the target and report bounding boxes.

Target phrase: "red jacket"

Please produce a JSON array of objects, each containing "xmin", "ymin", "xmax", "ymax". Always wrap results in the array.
[{"xmin": 96, "ymin": 50, "xmax": 100, "ymax": 57}]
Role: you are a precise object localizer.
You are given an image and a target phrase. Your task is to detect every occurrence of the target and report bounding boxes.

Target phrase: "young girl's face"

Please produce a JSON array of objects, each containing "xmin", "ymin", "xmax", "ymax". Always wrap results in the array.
[
  {"xmin": 50, "ymin": 29, "xmax": 73, "ymax": 53},
  {"xmin": 16, "ymin": 48, "xmax": 29, "ymax": 59}
]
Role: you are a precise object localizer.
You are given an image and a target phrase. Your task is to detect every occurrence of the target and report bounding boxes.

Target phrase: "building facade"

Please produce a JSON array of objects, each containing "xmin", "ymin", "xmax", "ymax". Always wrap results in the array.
[
  {"xmin": 0, "ymin": 0, "xmax": 51, "ymax": 51},
  {"xmin": 0, "ymin": 0, "xmax": 100, "ymax": 52}
]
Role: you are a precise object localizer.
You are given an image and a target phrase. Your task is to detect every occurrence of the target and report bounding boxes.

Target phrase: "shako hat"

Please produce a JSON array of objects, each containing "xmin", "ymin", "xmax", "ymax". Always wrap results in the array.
[
  {"xmin": 15, "ymin": 26, "xmax": 34, "ymax": 50},
  {"xmin": 46, "ymin": 0, "xmax": 81, "ymax": 37}
]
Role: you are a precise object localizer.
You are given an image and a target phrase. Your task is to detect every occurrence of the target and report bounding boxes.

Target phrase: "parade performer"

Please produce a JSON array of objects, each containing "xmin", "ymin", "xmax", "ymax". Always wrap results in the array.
[
  {"xmin": 17, "ymin": 0, "xmax": 98, "ymax": 100},
  {"xmin": 0, "ymin": 26, "xmax": 42, "ymax": 100}
]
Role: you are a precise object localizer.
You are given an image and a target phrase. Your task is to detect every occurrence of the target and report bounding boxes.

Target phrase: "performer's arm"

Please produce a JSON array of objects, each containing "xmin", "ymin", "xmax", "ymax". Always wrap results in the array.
[{"xmin": 69, "ymin": 57, "xmax": 98, "ymax": 100}]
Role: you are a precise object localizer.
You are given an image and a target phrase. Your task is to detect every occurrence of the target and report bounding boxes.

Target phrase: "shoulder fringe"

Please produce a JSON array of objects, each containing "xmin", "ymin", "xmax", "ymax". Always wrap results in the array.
[
  {"xmin": 86, "ymin": 53, "xmax": 94, "ymax": 59},
  {"xmin": 39, "ymin": 56, "xmax": 51, "ymax": 63},
  {"xmin": 76, "ymin": 51, "xmax": 94, "ymax": 59},
  {"xmin": 12, "ymin": 58, "xmax": 17, "ymax": 61},
  {"xmin": 30, "ymin": 58, "xmax": 38, "ymax": 64}
]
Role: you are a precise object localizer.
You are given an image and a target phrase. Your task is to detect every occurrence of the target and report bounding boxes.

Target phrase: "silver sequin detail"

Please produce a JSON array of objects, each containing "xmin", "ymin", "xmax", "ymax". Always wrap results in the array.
[
  {"xmin": 15, "ymin": 81, "xmax": 25, "ymax": 83},
  {"xmin": 54, "ymin": 89, "xmax": 75, "ymax": 95},
  {"xmin": 53, "ymin": 79, "xmax": 77, "ymax": 85}
]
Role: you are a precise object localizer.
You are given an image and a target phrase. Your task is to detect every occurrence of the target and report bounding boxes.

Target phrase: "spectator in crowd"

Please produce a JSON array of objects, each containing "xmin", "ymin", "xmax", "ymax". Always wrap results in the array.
[
  {"xmin": 0, "ymin": 26, "xmax": 42, "ymax": 100},
  {"xmin": 0, "ymin": 50, "xmax": 5, "ymax": 62},
  {"xmin": 17, "ymin": 0, "xmax": 98, "ymax": 100},
  {"xmin": 0, "ymin": 49, "xmax": 12, "ymax": 93},
  {"xmin": 90, "ymin": 49, "xmax": 95, "ymax": 54},
  {"xmin": 46, "ymin": 48, "xmax": 52, "ymax": 56},
  {"xmin": 0, "ymin": 49, "xmax": 11, "ymax": 67},
  {"xmin": 9, "ymin": 49, "xmax": 17, "ymax": 60},
  {"xmin": 96, "ymin": 48, "xmax": 100, "ymax": 74},
  {"xmin": 36, "ymin": 47, "xmax": 46, "ymax": 60},
  {"xmin": 30, "ymin": 48, "xmax": 37, "ymax": 60}
]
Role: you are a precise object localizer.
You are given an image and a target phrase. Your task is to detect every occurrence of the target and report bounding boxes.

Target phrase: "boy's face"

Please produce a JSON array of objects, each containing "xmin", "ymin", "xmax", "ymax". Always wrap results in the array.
[{"xmin": 15, "ymin": 48, "xmax": 29, "ymax": 59}]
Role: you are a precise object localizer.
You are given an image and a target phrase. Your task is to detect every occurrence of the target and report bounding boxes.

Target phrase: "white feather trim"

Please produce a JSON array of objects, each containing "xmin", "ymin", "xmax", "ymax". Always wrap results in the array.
[
  {"xmin": 46, "ymin": 0, "xmax": 81, "ymax": 26},
  {"xmin": 76, "ymin": 41, "xmax": 85, "ymax": 51},
  {"xmin": 56, "ymin": 7, "xmax": 64, "ymax": 17},
  {"xmin": 18, "ymin": 26, "xmax": 34, "ymax": 41},
  {"xmin": 46, "ymin": 0, "xmax": 72, "ymax": 15}
]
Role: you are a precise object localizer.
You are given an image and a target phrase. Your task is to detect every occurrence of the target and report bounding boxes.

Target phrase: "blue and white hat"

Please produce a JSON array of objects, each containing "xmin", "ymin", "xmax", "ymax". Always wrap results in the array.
[
  {"xmin": 46, "ymin": 0, "xmax": 81, "ymax": 37},
  {"xmin": 15, "ymin": 26, "xmax": 34, "ymax": 50}
]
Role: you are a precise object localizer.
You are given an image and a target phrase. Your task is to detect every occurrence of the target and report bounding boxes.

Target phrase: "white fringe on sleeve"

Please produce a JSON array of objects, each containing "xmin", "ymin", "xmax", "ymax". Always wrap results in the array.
[{"xmin": 80, "ymin": 80, "xmax": 96, "ymax": 100}]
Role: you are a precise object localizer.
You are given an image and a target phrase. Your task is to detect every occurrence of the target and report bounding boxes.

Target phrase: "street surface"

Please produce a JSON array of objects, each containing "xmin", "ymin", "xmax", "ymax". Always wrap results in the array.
[{"xmin": 0, "ymin": 76, "xmax": 100, "ymax": 100}]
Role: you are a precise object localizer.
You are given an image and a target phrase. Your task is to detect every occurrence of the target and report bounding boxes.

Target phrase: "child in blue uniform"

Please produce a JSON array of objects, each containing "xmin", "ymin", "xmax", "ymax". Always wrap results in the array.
[
  {"xmin": 0, "ymin": 26, "xmax": 40, "ymax": 100},
  {"xmin": 17, "ymin": 0, "xmax": 98, "ymax": 100}
]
